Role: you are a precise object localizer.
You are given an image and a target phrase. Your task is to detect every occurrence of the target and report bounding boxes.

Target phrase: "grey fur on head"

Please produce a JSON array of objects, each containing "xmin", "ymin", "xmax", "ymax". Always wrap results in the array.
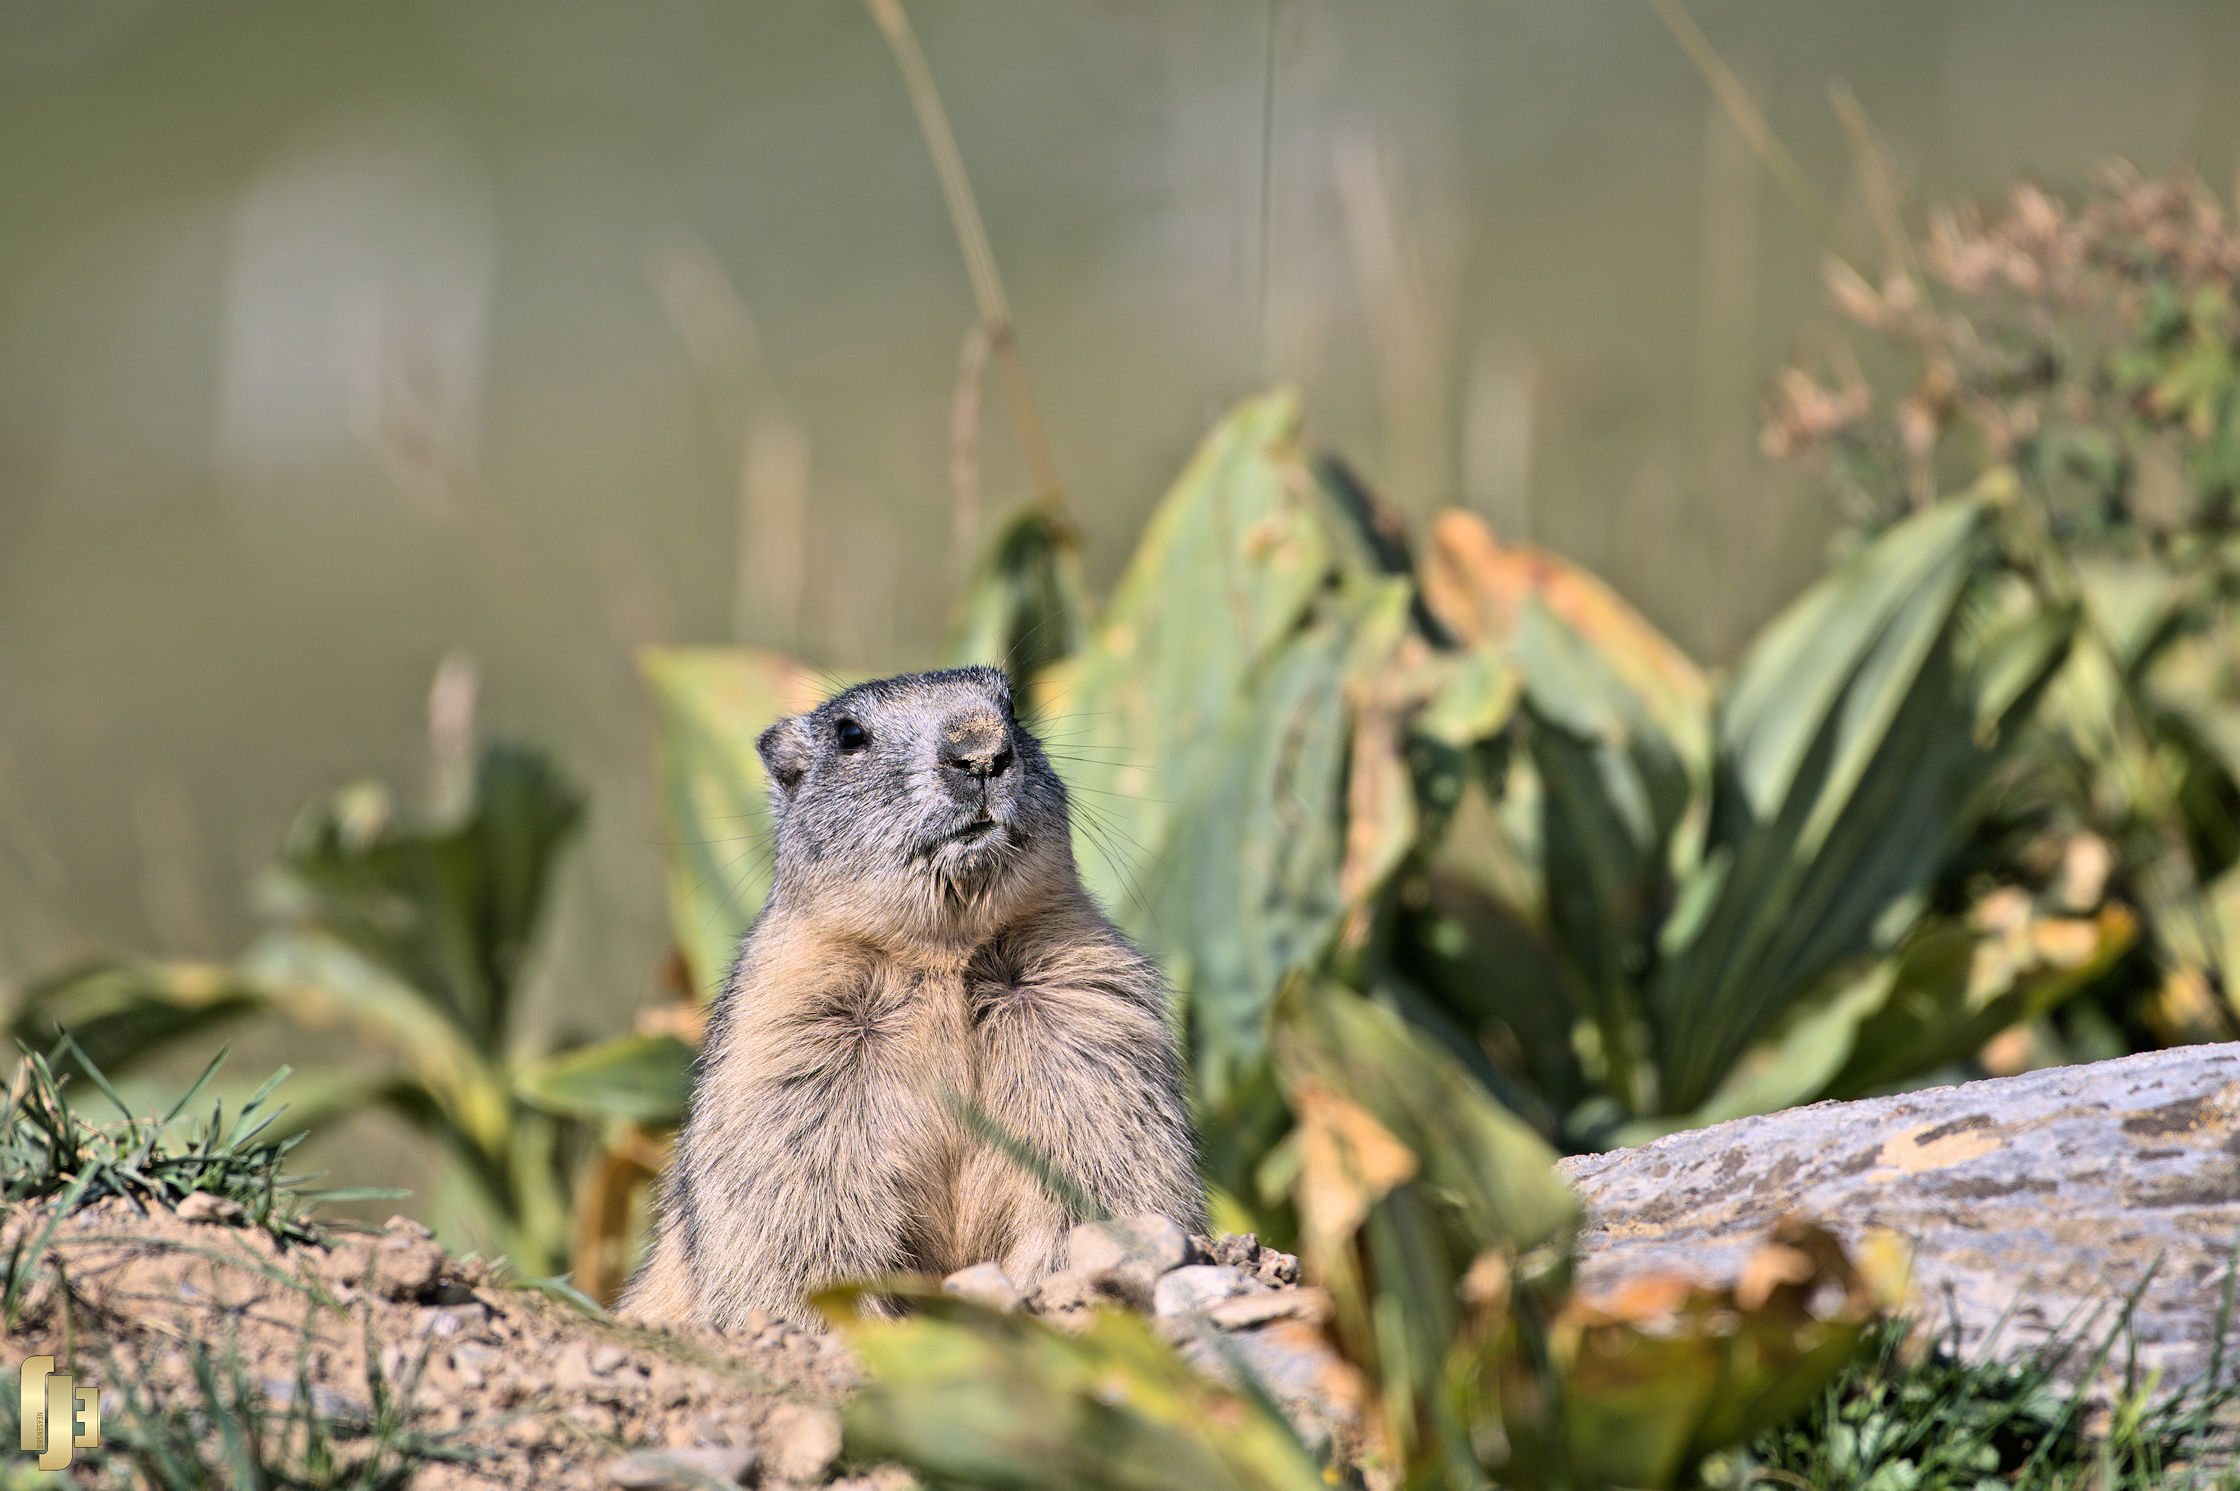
[
  {"xmin": 619, "ymin": 666, "xmax": 1206, "ymax": 1330},
  {"xmin": 753, "ymin": 666, "xmax": 1074, "ymax": 950}
]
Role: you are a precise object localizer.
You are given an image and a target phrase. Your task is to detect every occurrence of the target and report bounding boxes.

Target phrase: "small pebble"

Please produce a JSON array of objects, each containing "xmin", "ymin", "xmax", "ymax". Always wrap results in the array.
[
  {"xmin": 1204, "ymin": 1285, "xmax": 1332, "ymax": 1331},
  {"xmin": 940, "ymin": 1262, "xmax": 1022, "ymax": 1313},
  {"xmin": 1152, "ymin": 1264, "xmax": 1259, "ymax": 1318},
  {"xmin": 1067, "ymin": 1214, "xmax": 1192, "ymax": 1307},
  {"xmin": 607, "ymin": 1444, "xmax": 757, "ymax": 1489},
  {"xmin": 174, "ymin": 1193, "xmax": 244, "ymax": 1225},
  {"xmin": 762, "ymin": 1401, "xmax": 843, "ymax": 1483}
]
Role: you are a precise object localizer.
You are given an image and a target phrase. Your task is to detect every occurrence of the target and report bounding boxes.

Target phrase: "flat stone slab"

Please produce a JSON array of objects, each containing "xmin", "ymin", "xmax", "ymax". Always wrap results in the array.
[{"xmin": 1559, "ymin": 1044, "xmax": 2240, "ymax": 1397}]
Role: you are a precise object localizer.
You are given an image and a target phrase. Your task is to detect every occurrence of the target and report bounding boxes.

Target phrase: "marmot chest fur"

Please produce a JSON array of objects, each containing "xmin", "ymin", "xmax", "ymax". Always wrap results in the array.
[{"xmin": 620, "ymin": 666, "xmax": 1205, "ymax": 1328}]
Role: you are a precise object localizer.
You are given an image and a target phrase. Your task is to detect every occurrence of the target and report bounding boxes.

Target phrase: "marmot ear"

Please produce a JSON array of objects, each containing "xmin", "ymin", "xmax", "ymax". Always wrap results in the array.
[{"xmin": 757, "ymin": 717, "xmax": 811, "ymax": 795}]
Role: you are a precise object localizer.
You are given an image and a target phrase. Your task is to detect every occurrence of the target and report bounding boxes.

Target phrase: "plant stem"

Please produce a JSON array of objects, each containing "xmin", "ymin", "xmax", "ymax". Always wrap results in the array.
[
  {"xmin": 863, "ymin": 0, "xmax": 1065, "ymax": 512},
  {"xmin": 1643, "ymin": 0, "xmax": 1860, "ymax": 278}
]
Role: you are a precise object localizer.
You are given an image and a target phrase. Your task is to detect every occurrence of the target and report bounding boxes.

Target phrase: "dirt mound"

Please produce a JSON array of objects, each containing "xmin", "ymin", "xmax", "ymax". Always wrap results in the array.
[
  {"xmin": 1, "ymin": 1198, "xmax": 885, "ymax": 1489},
  {"xmin": 1, "ymin": 1201, "xmax": 1346, "ymax": 1487}
]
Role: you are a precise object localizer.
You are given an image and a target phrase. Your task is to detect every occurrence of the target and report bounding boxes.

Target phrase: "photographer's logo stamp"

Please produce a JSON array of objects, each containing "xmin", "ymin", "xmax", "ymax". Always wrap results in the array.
[{"xmin": 19, "ymin": 1356, "xmax": 99, "ymax": 1471}]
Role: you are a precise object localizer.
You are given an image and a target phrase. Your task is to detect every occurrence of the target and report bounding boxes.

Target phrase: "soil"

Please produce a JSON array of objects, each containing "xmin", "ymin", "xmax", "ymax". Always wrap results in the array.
[
  {"xmin": 0, "ymin": 1198, "xmax": 884, "ymax": 1489},
  {"xmin": 0, "ymin": 1200, "xmax": 1336, "ymax": 1489}
]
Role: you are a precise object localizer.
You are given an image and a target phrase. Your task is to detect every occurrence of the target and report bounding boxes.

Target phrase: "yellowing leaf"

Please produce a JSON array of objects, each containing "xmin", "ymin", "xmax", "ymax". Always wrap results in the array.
[
  {"xmin": 1291, "ymin": 1078, "xmax": 1419, "ymax": 1246},
  {"xmin": 1423, "ymin": 509, "xmax": 1709, "ymax": 768}
]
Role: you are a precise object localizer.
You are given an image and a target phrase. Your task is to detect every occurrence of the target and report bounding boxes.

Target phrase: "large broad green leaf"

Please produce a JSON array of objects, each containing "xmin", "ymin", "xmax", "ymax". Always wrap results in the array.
[
  {"xmin": 1032, "ymin": 393, "xmax": 1340, "ymax": 1099},
  {"xmin": 9, "ymin": 959, "xmax": 267, "ymax": 1076},
  {"xmin": 1631, "ymin": 604, "xmax": 2085, "ymax": 1131},
  {"xmin": 1145, "ymin": 585, "xmax": 1409, "ymax": 1098},
  {"xmin": 259, "ymin": 744, "xmax": 584, "ymax": 1051},
  {"xmin": 513, "ymin": 1031, "xmax": 695, "ymax": 1126},
  {"xmin": 1515, "ymin": 599, "xmax": 1697, "ymax": 1112},
  {"xmin": 944, "ymin": 502, "xmax": 1094, "ymax": 704},
  {"xmin": 839, "ymin": 1292, "xmax": 1327, "ymax": 1491},
  {"xmin": 237, "ymin": 929, "xmax": 514, "ymax": 1156},
  {"xmin": 7, "ymin": 931, "xmax": 515, "ymax": 1157},
  {"xmin": 1717, "ymin": 501, "xmax": 1985, "ymax": 827},
  {"xmin": 1034, "ymin": 392, "xmax": 1331, "ymax": 920},
  {"xmin": 1648, "ymin": 501, "xmax": 2029, "ymax": 1113},
  {"xmin": 640, "ymin": 647, "xmax": 833, "ymax": 999}
]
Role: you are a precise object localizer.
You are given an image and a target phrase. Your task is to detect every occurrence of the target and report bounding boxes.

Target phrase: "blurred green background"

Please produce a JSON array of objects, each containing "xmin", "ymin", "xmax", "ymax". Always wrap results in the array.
[{"xmin": 3, "ymin": 0, "xmax": 2237, "ymax": 1214}]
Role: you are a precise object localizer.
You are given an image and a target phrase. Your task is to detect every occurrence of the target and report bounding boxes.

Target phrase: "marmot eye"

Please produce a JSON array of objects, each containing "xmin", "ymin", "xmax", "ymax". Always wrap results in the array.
[{"xmin": 834, "ymin": 718, "xmax": 870, "ymax": 753}]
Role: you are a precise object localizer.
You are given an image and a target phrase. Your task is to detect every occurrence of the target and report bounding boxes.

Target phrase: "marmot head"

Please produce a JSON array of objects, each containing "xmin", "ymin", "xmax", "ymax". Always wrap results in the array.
[{"xmin": 756, "ymin": 666, "xmax": 1076, "ymax": 945}]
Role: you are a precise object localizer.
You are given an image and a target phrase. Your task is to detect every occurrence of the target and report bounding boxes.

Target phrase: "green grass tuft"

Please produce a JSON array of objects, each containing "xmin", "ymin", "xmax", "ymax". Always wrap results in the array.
[
  {"xmin": 0, "ymin": 1033, "xmax": 397, "ymax": 1243},
  {"xmin": 0, "ymin": 1033, "xmax": 405, "ymax": 1326},
  {"xmin": 1708, "ymin": 1266, "xmax": 2240, "ymax": 1491}
]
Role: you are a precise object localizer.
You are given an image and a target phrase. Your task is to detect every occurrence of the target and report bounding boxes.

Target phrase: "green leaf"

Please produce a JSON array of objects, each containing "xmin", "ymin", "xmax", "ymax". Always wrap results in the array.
[
  {"xmin": 944, "ymin": 502, "xmax": 1094, "ymax": 703},
  {"xmin": 1648, "ymin": 500, "xmax": 2029, "ymax": 1113},
  {"xmin": 1414, "ymin": 648, "xmax": 1521, "ymax": 750},
  {"xmin": 1143, "ymin": 600, "xmax": 1363, "ymax": 1099},
  {"xmin": 1034, "ymin": 391, "xmax": 1331, "ymax": 914},
  {"xmin": 1821, "ymin": 905, "xmax": 2135, "ymax": 1100},
  {"xmin": 840, "ymin": 1292, "xmax": 1327, "ymax": 1491},
  {"xmin": 1032, "ymin": 392, "xmax": 1341, "ymax": 1101},
  {"xmin": 261, "ymin": 744, "xmax": 584, "ymax": 1050},
  {"xmin": 1718, "ymin": 499, "xmax": 1984, "ymax": 830},
  {"xmin": 640, "ymin": 647, "xmax": 834, "ymax": 999},
  {"xmin": 9, "ymin": 959, "xmax": 266, "ymax": 1076},
  {"xmin": 1422, "ymin": 508, "xmax": 1712, "ymax": 779},
  {"xmin": 1517, "ymin": 598, "xmax": 1698, "ymax": 1109},
  {"xmin": 1629, "ymin": 956, "xmax": 1896, "ymax": 1142},
  {"xmin": 513, "ymin": 1032, "xmax": 695, "ymax": 1126},
  {"xmin": 236, "ymin": 930, "xmax": 512, "ymax": 1157}
]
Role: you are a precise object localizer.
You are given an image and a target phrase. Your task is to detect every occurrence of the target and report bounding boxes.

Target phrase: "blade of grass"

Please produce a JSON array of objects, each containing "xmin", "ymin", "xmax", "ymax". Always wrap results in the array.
[
  {"xmin": 54, "ymin": 1030, "xmax": 136, "ymax": 1124},
  {"xmin": 945, "ymin": 1090, "xmax": 1111, "ymax": 1224},
  {"xmin": 1826, "ymin": 81, "xmax": 1920, "ymax": 291},
  {"xmin": 157, "ymin": 1044, "xmax": 233, "ymax": 1130},
  {"xmin": 4, "ymin": 1168, "xmax": 90, "ymax": 1325}
]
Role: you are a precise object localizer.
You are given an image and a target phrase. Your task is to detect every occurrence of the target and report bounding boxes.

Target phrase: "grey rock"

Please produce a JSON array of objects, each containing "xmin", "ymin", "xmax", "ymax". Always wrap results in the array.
[
  {"xmin": 418, "ymin": 1308, "xmax": 465, "ymax": 1338},
  {"xmin": 451, "ymin": 1341, "xmax": 505, "ymax": 1375},
  {"xmin": 1561, "ymin": 1043, "xmax": 2240, "ymax": 1402},
  {"xmin": 1209, "ymin": 1232, "xmax": 1259, "ymax": 1267},
  {"xmin": 1067, "ymin": 1214, "xmax": 1193, "ymax": 1307},
  {"xmin": 1172, "ymin": 1318, "xmax": 1358, "ymax": 1463},
  {"xmin": 606, "ymin": 1444, "xmax": 757, "ymax": 1489},
  {"xmin": 940, "ymin": 1262, "xmax": 1022, "ymax": 1313},
  {"xmin": 1203, "ymin": 1286, "xmax": 1332, "ymax": 1331},
  {"xmin": 1152, "ymin": 1264, "xmax": 1259, "ymax": 1318}
]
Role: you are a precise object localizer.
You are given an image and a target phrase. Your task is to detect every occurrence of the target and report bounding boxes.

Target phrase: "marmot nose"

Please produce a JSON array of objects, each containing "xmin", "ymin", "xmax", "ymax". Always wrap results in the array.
[{"xmin": 939, "ymin": 710, "xmax": 1014, "ymax": 782}]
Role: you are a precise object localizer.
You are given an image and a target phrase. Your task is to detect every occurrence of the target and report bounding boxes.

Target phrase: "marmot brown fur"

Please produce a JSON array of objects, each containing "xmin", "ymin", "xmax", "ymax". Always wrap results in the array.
[{"xmin": 620, "ymin": 666, "xmax": 1205, "ymax": 1328}]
